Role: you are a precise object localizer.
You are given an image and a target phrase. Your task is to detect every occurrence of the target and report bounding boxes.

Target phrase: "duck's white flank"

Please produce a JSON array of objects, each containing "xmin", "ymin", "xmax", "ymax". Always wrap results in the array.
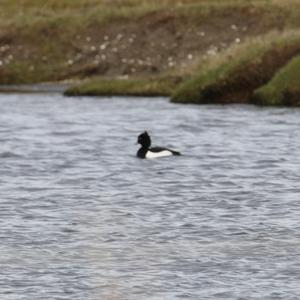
[{"xmin": 145, "ymin": 150, "xmax": 173, "ymax": 159}]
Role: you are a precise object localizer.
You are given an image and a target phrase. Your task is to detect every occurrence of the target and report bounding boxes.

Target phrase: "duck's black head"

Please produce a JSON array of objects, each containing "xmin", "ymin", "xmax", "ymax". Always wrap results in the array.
[{"xmin": 137, "ymin": 131, "xmax": 151, "ymax": 148}]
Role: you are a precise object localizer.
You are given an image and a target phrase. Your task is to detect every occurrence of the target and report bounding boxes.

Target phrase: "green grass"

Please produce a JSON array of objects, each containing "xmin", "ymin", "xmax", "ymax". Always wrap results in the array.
[
  {"xmin": 171, "ymin": 31, "xmax": 300, "ymax": 104},
  {"xmin": 64, "ymin": 76, "xmax": 180, "ymax": 96},
  {"xmin": 1, "ymin": 0, "xmax": 300, "ymax": 33},
  {"xmin": 1, "ymin": 0, "xmax": 300, "ymax": 38},
  {"xmin": 252, "ymin": 54, "xmax": 300, "ymax": 106}
]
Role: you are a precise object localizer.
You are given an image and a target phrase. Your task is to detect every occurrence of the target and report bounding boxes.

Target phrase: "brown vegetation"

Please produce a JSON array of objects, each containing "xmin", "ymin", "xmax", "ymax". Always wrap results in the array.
[{"xmin": 1, "ymin": 0, "xmax": 300, "ymax": 84}]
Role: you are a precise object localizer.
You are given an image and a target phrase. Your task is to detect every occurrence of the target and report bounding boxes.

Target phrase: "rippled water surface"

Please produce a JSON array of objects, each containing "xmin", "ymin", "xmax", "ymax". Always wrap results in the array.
[{"xmin": 1, "ymin": 93, "xmax": 300, "ymax": 300}]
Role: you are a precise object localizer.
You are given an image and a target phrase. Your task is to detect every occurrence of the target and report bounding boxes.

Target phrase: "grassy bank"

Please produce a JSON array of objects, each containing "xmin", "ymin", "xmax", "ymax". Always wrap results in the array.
[
  {"xmin": 171, "ymin": 31, "xmax": 300, "ymax": 104},
  {"xmin": 252, "ymin": 54, "xmax": 300, "ymax": 106},
  {"xmin": 65, "ymin": 76, "xmax": 181, "ymax": 96},
  {"xmin": 1, "ymin": 0, "xmax": 300, "ymax": 105},
  {"xmin": 1, "ymin": 0, "xmax": 300, "ymax": 83}
]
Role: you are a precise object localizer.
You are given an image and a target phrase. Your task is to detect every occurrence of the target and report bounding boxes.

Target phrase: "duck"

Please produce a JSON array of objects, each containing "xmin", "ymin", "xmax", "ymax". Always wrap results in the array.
[{"xmin": 136, "ymin": 131, "xmax": 181, "ymax": 159}]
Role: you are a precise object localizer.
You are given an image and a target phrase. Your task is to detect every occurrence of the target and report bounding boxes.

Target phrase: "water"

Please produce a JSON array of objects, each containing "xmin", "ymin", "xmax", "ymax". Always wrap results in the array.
[{"xmin": 1, "ymin": 93, "xmax": 300, "ymax": 300}]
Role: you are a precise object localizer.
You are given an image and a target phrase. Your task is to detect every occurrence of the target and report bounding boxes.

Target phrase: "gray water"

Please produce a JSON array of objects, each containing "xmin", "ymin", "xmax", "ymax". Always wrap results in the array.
[{"xmin": 1, "ymin": 94, "xmax": 300, "ymax": 300}]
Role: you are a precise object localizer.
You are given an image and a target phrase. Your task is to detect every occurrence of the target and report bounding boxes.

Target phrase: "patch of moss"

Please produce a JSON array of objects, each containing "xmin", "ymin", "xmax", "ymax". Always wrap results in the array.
[
  {"xmin": 64, "ymin": 76, "xmax": 181, "ymax": 96},
  {"xmin": 252, "ymin": 54, "xmax": 300, "ymax": 106}
]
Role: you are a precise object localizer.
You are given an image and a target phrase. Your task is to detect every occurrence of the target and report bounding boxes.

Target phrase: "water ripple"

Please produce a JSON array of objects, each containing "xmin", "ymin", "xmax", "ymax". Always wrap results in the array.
[{"xmin": 1, "ymin": 95, "xmax": 300, "ymax": 299}]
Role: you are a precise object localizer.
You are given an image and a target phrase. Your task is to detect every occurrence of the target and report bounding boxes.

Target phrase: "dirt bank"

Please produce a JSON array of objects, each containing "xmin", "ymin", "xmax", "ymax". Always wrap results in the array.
[{"xmin": 0, "ymin": 1, "xmax": 298, "ymax": 84}]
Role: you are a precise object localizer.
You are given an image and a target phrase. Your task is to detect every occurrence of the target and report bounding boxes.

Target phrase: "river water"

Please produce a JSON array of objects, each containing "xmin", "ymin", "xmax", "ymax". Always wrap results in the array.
[{"xmin": 1, "ymin": 93, "xmax": 300, "ymax": 300}]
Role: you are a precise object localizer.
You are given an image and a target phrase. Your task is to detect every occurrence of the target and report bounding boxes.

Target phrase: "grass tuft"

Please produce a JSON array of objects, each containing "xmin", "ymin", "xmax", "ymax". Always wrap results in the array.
[
  {"xmin": 252, "ymin": 54, "xmax": 300, "ymax": 106},
  {"xmin": 64, "ymin": 76, "xmax": 181, "ymax": 96}
]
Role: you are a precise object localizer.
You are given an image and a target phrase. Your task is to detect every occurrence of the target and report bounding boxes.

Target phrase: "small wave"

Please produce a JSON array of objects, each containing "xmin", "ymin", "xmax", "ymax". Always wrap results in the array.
[
  {"xmin": 51, "ymin": 130, "xmax": 86, "ymax": 136},
  {"xmin": 0, "ymin": 151, "xmax": 22, "ymax": 158}
]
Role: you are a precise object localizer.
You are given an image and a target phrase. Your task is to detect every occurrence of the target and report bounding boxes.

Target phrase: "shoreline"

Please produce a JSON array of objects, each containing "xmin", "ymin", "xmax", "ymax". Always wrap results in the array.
[
  {"xmin": 0, "ymin": 83, "xmax": 71, "ymax": 94},
  {"xmin": 1, "ymin": 1, "xmax": 300, "ymax": 105}
]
